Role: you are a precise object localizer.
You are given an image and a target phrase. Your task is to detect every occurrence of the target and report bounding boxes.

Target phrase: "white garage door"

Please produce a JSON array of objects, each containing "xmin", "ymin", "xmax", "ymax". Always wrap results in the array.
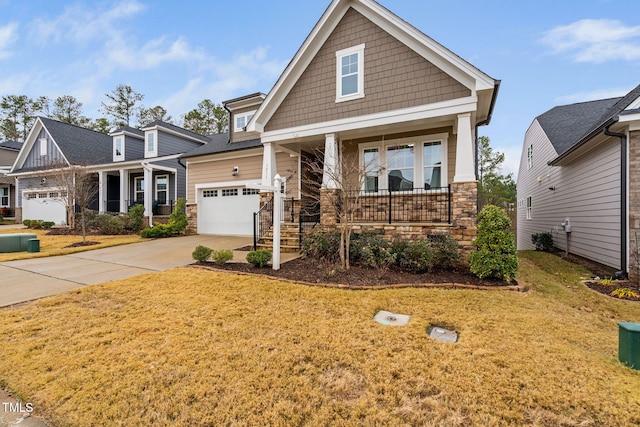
[
  {"xmin": 22, "ymin": 191, "xmax": 67, "ymax": 224},
  {"xmin": 198, "ymin": 187, "xmax": 260, "ymax": 236}
]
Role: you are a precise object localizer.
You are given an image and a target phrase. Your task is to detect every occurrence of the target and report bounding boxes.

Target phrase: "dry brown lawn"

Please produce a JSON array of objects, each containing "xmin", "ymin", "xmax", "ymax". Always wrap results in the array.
[
  {"xmin": 0, "ymin": 251, "xmax": 639, "ymax": 426},
  {"xmin": 0, "ymin": 228, "xmax": 142, "ymax": 262}
]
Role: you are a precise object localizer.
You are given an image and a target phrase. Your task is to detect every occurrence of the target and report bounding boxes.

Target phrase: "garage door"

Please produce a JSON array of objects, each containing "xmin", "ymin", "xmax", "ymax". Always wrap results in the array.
[
  {"xmin": 22, "ymin": 191, "xmax": 67, "ymax": 224},
  {"xmin": 198, "ymin": 187, "xmax": 260, "ymax": 236}
]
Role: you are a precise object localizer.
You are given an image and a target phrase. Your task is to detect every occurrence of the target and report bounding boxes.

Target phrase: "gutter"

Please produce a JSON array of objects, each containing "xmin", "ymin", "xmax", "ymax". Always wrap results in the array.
[{"xmin": 604, "ymin": 122, "xmax": 628, "ymax": 277}]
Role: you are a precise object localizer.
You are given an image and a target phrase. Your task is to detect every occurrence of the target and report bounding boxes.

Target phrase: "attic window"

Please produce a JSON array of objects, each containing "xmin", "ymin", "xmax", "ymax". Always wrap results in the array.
[
  {"xmin": 114, "ymin": 136, "xmax": 124, "ymax": 161},
  {"xmin": 39, "ymin": 138, "xmax": 47, "ymax": 156},
  {"xmin": 145, "ymin": 130, "xmax": 158, "ymax": 158},
  {"xmin": 336, "ymin": 44, "xmax": 365, "ymax": 103},
  {"xmin": 234, "ymin": 111, "xmax": 255, "ymax": 132}
]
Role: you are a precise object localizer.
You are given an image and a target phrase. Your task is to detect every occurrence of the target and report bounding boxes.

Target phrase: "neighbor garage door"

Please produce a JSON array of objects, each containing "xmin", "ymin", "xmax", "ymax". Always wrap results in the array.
[
  {"xmin": 198, "ymin": 187, "xmax": 260, "ymax": 236},
  {"xmin": 22, "ymin": 191, "xmax": 67, "ymax": 224}
]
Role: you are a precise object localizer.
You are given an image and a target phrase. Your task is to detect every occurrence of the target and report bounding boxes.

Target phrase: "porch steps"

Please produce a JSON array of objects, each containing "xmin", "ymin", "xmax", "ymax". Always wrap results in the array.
[{"xmin": 257, "ymin": 222, "xmax": 302, "ymax": 253}]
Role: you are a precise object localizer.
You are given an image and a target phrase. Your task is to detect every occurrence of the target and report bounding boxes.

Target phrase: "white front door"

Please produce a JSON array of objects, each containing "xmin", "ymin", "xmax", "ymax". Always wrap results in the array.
[{"xmin": 198, "ymin": 187, "xmax": 259, "ymax": 236}]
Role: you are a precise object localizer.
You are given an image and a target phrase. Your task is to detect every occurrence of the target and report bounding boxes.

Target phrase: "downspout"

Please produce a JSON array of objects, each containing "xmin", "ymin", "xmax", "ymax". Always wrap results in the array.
[
  {"xmin": 223, "ymin": 104, "xmax": 232, "ymax": 144},
  {"xmin": 604, "ymin": 123, "xmax": 628, "ymax": 277}
]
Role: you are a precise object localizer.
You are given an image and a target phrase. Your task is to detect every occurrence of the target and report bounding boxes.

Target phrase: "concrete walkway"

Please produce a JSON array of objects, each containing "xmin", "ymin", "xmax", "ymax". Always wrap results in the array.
[{"xmin": 0, "ymin": 235, "xmax": 265, "ymax": 308}]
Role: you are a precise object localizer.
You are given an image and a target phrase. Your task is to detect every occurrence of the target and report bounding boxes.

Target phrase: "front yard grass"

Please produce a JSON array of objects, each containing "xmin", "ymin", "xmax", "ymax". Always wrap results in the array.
[
  {"xmin": 0, "ymin": 229, "xmax": 142, "ymax": 262},
  {"xmin": 0, "ymin": 251, "xmax": 639, "ymax": 426}
]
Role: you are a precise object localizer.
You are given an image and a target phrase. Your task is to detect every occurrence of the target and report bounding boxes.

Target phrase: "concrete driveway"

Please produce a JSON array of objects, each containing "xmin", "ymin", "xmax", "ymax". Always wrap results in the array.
[{"xmin": 0, "ymin": 235, "xmax": 253, "ymax": 307}]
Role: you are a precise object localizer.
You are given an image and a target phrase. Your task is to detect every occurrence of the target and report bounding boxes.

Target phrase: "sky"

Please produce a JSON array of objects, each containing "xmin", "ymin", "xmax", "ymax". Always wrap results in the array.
[{"xmin": 1, "ymin": 0, "xmax": 640, "ymax": 179}]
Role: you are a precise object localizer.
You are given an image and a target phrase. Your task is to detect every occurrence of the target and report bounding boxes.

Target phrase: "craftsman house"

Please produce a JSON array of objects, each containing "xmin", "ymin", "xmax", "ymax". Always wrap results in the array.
[
  {"xmin": 9, "ymin": 117, "xmax": 205, "ymax": 225},
  {"xmin": 183, "ymin": 0, "xmax": 500, "ymax": 257},
  {"xmin": 0, "ymin": 140, "xmax": 21, "ymax": 219},
  {"xmin": 517, "ymin": 84, "xmax": 640, "ymax": 275}
]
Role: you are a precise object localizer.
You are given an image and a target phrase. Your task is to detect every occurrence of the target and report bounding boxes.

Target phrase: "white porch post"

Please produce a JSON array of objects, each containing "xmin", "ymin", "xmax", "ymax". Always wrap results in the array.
[
  {"xmin": 262, "ymin": 142, "xmax": 277, "ymax": 187},
  {"xmin": 322, "ymin": 133, "xmax": 338, "ymax": 189},
  {"xmin": 454, "ymin": 113, "xmax": 476, "ymax": 182},
  {"xmin": 143, "ymin": 165, "xmax": 153, "ymax": 226},
  {"xmin": 119, "ymin": 169, "xmax": 128, "ymax": 213},
  {"xmin": 98, "ymin": 171, "xmax": 106, "ymax": 212}
]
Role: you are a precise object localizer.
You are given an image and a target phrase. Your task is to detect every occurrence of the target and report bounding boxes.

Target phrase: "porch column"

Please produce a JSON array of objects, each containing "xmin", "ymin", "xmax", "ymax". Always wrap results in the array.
[
  {"xmin": 454, "ymin": 113, "xmax": 476, "ymax": 182},
  {"xmin": 262, "ymin": 142, "xmax": 277, "ymax": 187},
  {"xmin": 98, "ymin": 171, "xmax": 106, "ymax": 212},
  {"xmin": 143, "ymin": 165, "xmax": 153, "ymax": 226},
  {"xmin": 119, "ymin": 169, "xmax": 129, "ymax": 213},
  {"xmin": 322, "ymin": 133, "xmax": 339, "ymax": 189}
]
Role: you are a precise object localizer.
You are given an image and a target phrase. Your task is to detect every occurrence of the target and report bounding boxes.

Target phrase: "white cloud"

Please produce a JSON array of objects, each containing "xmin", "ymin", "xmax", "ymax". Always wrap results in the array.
[
  {"xmin": 554, "ymin": 87, "xmax": 632, "ymax": 104},
  {"xmin": 541, "ymin": 19, "xmax": 640, "ymax": 63},
  {"xmin": 0, "ymin": 22, "xmax": 18, "ymax": 60}
]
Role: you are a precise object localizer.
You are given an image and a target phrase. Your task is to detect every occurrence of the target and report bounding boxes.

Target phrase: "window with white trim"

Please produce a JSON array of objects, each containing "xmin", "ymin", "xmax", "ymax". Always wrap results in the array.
[
  {"xmin": 360, "ymin": 135, "xmax": 448, "ymax": 193},
  {"xmin": 527, "ymin": 144, "xmax": 533, "ymax": 170},
  {"xmin": 155, "ymin": 175, "xmax": 168, "ymax": 205},
  {"xmin": 114, "ymin": 136, "xmax": 124, "ymax": 161},
  {"xmin": 0, "ymin": 187, "xmax": 8, "ymax": 206},
  {"xmin": 526, "ymin": 196, "xmax": 532, "ymax": 219},
  {"xmin": 234, "ymin": 111, "xmax": 256, "ymax": 132},
  {"xmin": 145, "ymin": 131, "xmax": 157, "ymax": 157},
  {"xmin": 39, "ymin": 138, "xmax": 47, "ymax": 156},
  {"xmin": 134, "ymin": 177, "xmax": 144, "ymax": 204},
  {"xmin": 336, "ymin": 44, "xmax": 365, "ymax": 102}
]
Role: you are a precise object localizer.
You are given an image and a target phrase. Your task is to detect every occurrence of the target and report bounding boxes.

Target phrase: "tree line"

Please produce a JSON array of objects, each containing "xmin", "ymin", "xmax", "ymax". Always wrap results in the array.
[{"xmin": 0, "ymin": 84, "xmax": 229, "ymax": 142}]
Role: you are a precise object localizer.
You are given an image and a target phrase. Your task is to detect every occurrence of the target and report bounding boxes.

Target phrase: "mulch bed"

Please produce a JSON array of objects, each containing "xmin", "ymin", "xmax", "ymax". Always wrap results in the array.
[
  {"xmin": 63, "ymin": 241, "xmax": 101, "ymax": 248},
  {"xmin": 195, "ymin": 257, "xmax": 524, "ymax": 291}
]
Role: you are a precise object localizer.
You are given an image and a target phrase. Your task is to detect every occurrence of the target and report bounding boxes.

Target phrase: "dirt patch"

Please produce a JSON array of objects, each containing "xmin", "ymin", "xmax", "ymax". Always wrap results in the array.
[
  {"xmin": 198, "ymin": 256, "xmax": 519, "ymax": 289},
  {"xmin": 63, "ymin": 241, "xmax": 101, "ymax": 248}
]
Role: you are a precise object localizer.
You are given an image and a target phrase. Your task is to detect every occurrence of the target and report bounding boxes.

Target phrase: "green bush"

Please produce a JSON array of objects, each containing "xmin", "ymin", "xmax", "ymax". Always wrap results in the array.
[
  {"xmin": 531, "ymin": 232, "xmax": 553, "ymax": 251},
  {"xmin": 301, "ymin": 229, "xmax": 340, "ymax": 262},
  {"xmin": 392, "ymin": 238, "xmax": 434, "ymax": 273},
  {"xmin": 22, "ymin": 219, "xmax": 54, "ymax": 229},
  {"xmin": 141, "ymin": 223, "xmax": 174, "ymax": 238},
  {"xmin": 128, "ymin": 204, "xmax": 145, "ymax": 231},
  {"xmin": 41, "ymin": 221, "xmax": 54, "ymax": 229},
  {"xmin": 429, "ymin": 234, "xmax": 461, "ymax": 269},
  {"xmin": 469, "ymin": 205, "xmax": 518, "ymax": 281},
  {"xmin": 362, "ymin": 242, "xmax": 396, "ymax": 272},
  {"xmin": 211, "ymin": 249, "xmax": 234, "ymax": 265},
  {"xmin": 95, "ymin": 213, "xmax": 125, "ymax": 235},
  {"xmin": 246, "ymin": 250, "xmax": 272, "ymax": 268},
  {"xmin": 350, "ymin": 230, "xmax": 387, "ymax": 264},
  {"xmin": 192, "ymin": 245, "xmax": 213, "ymax": 262},
  {"xmin": 169, "ymin": 198, "xmax": 188, "ymax": 234}
]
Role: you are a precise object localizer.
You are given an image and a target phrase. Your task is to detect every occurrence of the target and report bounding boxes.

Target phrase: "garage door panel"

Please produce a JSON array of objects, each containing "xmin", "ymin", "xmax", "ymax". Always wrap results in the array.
[
  {"xmin": 198, "ymin": 188, "xmax": 259, "ymax": 236},
  {"xmin": 23, "ymin": 193, "xmax": 67, "ymax": 224}
]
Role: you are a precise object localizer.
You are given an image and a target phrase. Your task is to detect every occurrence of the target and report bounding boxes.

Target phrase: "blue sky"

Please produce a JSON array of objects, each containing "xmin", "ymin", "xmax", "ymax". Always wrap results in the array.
[{"xmin": 1, "ymin": 0, "xmax": 640, "ymax": 178}]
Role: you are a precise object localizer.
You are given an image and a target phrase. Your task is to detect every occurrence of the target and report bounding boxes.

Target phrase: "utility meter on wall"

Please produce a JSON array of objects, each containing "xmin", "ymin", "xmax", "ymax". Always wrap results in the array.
[{"xmin": 562, "ymin": 218, "xmax": 572, "ymax": 233}]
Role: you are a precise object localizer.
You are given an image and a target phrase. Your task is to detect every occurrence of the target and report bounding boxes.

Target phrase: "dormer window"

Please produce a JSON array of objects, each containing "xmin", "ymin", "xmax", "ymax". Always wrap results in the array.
[
  {"xmin": 234, "ymin": 111, "xmax": 255, "ymax": 132},
  {"xmin": 114, "ymin": 136, "xmax": 124, "ymax": 161},
  {"xmin": 145, "ymin": 130, "xmax": 157, "ymax": 157},
  {"xmin": 336, "ymin": 44, "xmax": 365, "ymax": 103}
]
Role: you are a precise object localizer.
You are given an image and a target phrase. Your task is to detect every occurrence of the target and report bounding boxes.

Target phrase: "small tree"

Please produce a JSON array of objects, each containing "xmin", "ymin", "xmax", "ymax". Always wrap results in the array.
[{"xmin": 469, "ymin": 205, "xmax": 518, "ymax": 281}]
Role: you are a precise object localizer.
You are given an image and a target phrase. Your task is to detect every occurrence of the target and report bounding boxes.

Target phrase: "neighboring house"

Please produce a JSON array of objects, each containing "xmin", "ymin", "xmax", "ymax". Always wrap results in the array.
[
  {"xmin": 516, "ymin": 84, "xmax": 640, "ymax": 275},
  {"xmin": 182, "ymin": 0, "xmax": 500, "ymax": 258},
  {"xmin": 9, "ymin": 117, "xmax": 206, "ymax": 225},
  {"xmin": 0, "ymin": 141, "xmax": 21, "ymax": 218}
]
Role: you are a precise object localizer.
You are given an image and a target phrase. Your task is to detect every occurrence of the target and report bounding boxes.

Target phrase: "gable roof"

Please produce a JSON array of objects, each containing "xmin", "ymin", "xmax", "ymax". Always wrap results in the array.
[
  {"xmin": 141, "ymin": 120, "xmax": 210, "ymax": 144},
  {"xmin": 181, "ymin": 133, "xmax": 262, "ymax": 159},
  {"xmin": 0, "ymin": 141, "xmax": 22, "ymax": 151},
  {"xmin": 543, "ymin": 84, "xmax": 640, "ymax": 165},
  {"xmin": 249, "ymin": 0, "xmax": 497, "ymax": 134},
  {"xmin": 111, "ymin": 125, "xmax": 144, "ymax": 139}
]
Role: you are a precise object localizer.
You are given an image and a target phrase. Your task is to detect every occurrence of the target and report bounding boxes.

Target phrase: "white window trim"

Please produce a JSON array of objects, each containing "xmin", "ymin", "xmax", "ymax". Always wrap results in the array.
[
  {"xmin": 526, "ymin": 196, "xmax": 532, "ymax": 219},
  {"xmin": 527, "ymin": 144, "xmax": 533, "ymax": 170},
  {"xmin": 0, "ymin": 187, "xmax": 8, "ymax": 207},
  {"xmin": 336, "ymin": 43, "xmax": 365, "ymax": 103},
  {"xmin": 145, "ymin": 130, "xmax": 158, "ymax": 158},
  {"xmin": 234, "ymin": 111, "xmax": 256, "ymax": 133},
  {"xmin": 134, "ymin": 176, "xmax": 145, "ymax": 203},
  {"xmin": 39, "ymin": 138, "xmax": 47, "ymax": 156},
  {"xmin": 155, "ymin": 174, "xmax": 169, "ymax": 205},
  {"xmin": 114, "ymin": 136, "xmax": 124, "ymax": 162},
  {"xmin": 359, "ymin": 133, "xmax": 448, "ymax": 193}
]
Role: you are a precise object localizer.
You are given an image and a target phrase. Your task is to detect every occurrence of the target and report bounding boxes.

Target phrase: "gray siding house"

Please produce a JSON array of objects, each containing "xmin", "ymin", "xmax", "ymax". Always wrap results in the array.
[
  {"xmin": 9, "ymin": 117, "xmax": 207, "ymax": 225},
  {"xmin": 517, "ymin": 84, "xmax": 640, "ymax": 274},
  {"xmin": 0, "ymin": 140, "xmax": 21, "ymax": 218}
]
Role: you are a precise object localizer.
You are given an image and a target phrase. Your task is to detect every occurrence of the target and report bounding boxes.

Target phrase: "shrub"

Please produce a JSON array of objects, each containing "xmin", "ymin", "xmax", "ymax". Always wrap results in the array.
[
  {"xmin": 192, "ymin": 245, "xmax": 213, "ymax": 262},
  {"xmin": 469, "ymin": 205, "xmax": 518, "ymax": 281},
  {"xmin": 301, "ymin": 229, "xmax": 340, "ymax": 262},
  {"xmin": 429, "ymin": 234, "xmax": 460, "ymax": 269},
  {"xmin": 41, "ymin": 221, "xmax": 54, "ymax": 229},
  {"xmin": 22, "ymin": 219, "xmax": 54, "ymax": 229},
  {"xmin": 246, "ymin": 250, "xmax": 272, "ymax": 268},
  {"xmin": 96, "ymin": 214, "xmax": 125, "ymax": 235},
  {"xmin": 350, "ymin": 231, "xmax": 387, "ymax": 265},
  {"xmin": 169, "ymin": 198, "xmax": 188, "ymax": 234},
  {"xmin": 211, "ymin": 249, "xmax": 234, "ymax": 265},
  {"xmin": 531, "ymin": 232, "xmax": 553, "ymax": 251},
  {"xmin": 128, "ymin": 204, "xmax": 145, "ymax": 231},
  {"xmin": 392, "ymin": 238, "xmax": 434, "ymax": 273},
  {"xmin": 141, "ymin": 223, "xmax": 174, "ymax": 238},
  {"xmin": 362, "ymin": 242, "xmax": 396, "ymax": 274}
]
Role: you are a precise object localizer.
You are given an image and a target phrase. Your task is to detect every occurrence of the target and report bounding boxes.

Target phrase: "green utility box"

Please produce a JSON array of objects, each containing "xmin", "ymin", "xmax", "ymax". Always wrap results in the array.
[
  {"xmin": 619, "ymin": 322, "xmax": 640, "ymax": 370},
  {"xmin": 27, "ymin": 238, "xmax": 40, "ymax": 253}
]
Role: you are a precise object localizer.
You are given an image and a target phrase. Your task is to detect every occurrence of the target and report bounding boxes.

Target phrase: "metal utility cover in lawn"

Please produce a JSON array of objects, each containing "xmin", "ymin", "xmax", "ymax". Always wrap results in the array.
[
  {"xmin": 373, "ymin": 310, "xmax": 410, "ymax": 326},
  {"xmin": 428, "ymin": 325, "xmax": 458, "ymax": 343}
]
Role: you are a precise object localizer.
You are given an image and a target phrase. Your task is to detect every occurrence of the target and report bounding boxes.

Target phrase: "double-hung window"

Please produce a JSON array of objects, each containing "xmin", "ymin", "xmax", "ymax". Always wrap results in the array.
[
  {"xmin": 360, "ymin": 134, "xmax": 447, "ymax": 193},
  {"xmin": 135, "ymin": 177, "xmax": 144, "ymax": 204},
  {"xmin": 235, "ymin": 111, "xmax": 256, "ymax": 132},
  {"xmin": 336, "ymin": 44, "xmax": 365, "ymax": 102},
  {"xmin": 145, "ymin": 131, "xmax": 157, "ymax": 158},
  {"xmin": 0, "ymin": 188, "xmax": 8, "ymax": 206},
  {"xmin": 527, "ymin": 144, "xmax": 533, "ymax": 170},
  {"xmin": 526, "ymin": 196, "xmax": 532, "ymax": 219},
  {"xmin": 155, "ymin": 175, "xmax": 168, "ymax": 205}
]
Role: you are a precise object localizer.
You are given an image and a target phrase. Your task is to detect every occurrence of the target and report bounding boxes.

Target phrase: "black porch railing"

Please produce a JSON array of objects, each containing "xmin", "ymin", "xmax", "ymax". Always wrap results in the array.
[
  {"xmin": 344, "ymin": 185, "xmax": 451, "ymax": 224},
  {"xmin": 253, "ymin": 195, "xmax": 274, "ymax": 251},
  {"xmin": 299, "ymin": 201, "xmax": 320, "ymax": 247},
  {"xmin": 0, "ymin": 207, "xmax": 15, "ymax": 218}
]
